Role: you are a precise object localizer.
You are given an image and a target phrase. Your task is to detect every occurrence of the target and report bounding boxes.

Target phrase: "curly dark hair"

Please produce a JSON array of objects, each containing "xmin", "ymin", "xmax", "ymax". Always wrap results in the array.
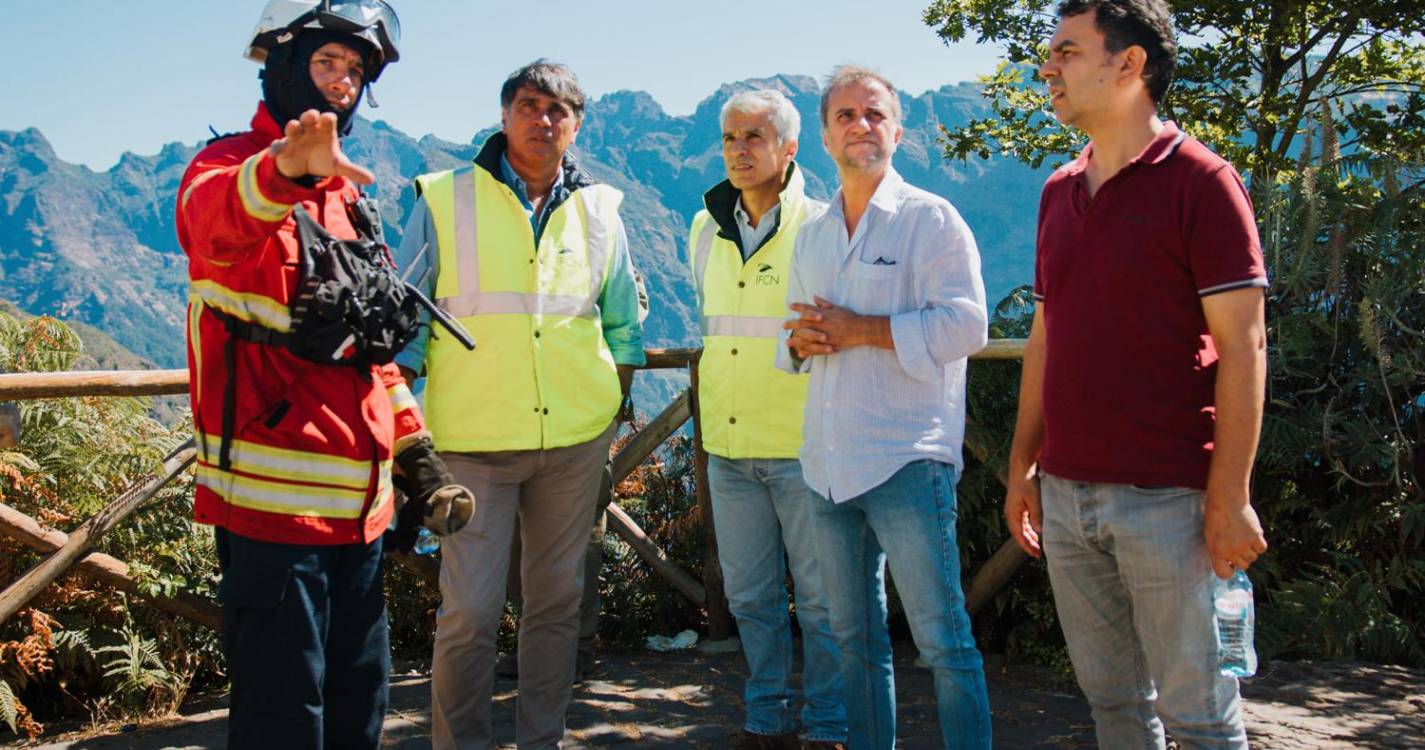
[{"xmin": 1057, "ymin": 0, "xmax": 1177, "ymax": 103}]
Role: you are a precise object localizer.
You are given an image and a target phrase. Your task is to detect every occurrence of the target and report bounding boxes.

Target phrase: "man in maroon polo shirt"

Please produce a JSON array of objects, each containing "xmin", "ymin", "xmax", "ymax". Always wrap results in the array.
[{"xmin": 1003, "ymin": 1, "xmax": 1269, "ymax": 747}]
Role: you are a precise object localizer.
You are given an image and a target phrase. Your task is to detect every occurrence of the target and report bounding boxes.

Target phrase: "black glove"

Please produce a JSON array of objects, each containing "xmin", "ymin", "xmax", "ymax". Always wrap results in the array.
[{"xmin": 389, "ymin": 437, "xmax": 475, "ymax": 553}]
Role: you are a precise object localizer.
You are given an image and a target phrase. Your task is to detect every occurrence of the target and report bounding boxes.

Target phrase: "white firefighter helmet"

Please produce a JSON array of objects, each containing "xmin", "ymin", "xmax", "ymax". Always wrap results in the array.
[{"xmin": 244, "ymin": 0, "xmax": 401, "ymax": 79}]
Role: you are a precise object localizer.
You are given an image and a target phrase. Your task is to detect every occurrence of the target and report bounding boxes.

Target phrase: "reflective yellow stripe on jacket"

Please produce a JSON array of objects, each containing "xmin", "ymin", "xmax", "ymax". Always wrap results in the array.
[
  {"xmin": 691, "ymin": 168, "xmax": 821, "ymax": 460},
  {"xmin": 417, "ymin": 165, "xmax": 624, "ymax": 451},
  {"xmin": 194, "ymin": 433, "xmax": 390, "ymax": 520}
]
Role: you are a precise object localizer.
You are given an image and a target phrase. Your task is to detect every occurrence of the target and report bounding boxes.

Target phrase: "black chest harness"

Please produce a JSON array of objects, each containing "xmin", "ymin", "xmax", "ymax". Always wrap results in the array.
[{"xmin": 207, "ymin": 197, "xmax": 473, "ymax": 472}]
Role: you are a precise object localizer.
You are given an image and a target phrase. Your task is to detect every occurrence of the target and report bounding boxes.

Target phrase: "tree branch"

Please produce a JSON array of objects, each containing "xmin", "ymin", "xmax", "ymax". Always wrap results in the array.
[{"xmin": 1273, "ymin": 15, "xmax": 1366, "ymax": 163}]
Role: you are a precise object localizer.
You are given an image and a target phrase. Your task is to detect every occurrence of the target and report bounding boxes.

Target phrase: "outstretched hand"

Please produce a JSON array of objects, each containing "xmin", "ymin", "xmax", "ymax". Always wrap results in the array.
[{"xmin": 269, "ymin": 109, "xmax": 374, "ymax": 185}]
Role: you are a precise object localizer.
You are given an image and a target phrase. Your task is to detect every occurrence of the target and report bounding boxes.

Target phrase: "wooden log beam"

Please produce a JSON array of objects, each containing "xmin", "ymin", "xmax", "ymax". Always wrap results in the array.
[
  {"xmin": 599, "ymin": 387, "xmax": 706, "ymax": 605},
  {"xmin": 689, "ymin": 367, "xmax": 734, "ymax": 640},
  {"xmin": 0, "ymin": 441, "xmax": 197, "ymax": 624},
  {"xmin": 0, "ymin": 503, "xmax": 222, "ymax": 631},
  {"xmin": 965, "ymin": 536, "xmax": 1029, "ymax": 617},
  {"xmin": 0, "ymin": 341, "xmax": 1025, "ymax": 401},
  {"xmin": 975, "ymin": 338, "xmax": 1028, "ymax": 360},
  {"xmin": 387, "ymin": 549, "xmax": 441, "ymax": 589},
  {"xmin": 641, "ymin": 348, "xmax": 700, "ymax": 370},
  {"xmin": 0, "ymin": 369, "xmax": 188, "ymax": 401},
  {"xmin": 610, "ymin": 389, "xmax": 692, "ymax": 485},
  {"xmin": 961, "ymin": 418, "xmax": 1031, "ymax": 617},
  {"xmin": 604, "ymin": 503, "xmax": 706, "ymax": 605}
]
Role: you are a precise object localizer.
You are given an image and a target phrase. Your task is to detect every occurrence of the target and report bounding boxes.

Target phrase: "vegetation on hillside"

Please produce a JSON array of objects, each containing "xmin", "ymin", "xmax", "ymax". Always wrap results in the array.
[{"xmin": 0, "ymin": 314, "xmax": 209, "ymax": 739}]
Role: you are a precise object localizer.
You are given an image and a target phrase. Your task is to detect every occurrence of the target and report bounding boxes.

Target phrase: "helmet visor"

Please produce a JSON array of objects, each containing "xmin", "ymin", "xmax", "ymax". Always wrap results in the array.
[{"xmin": 319, "ymin": 0, "xmax": 400, "ymax": 60}]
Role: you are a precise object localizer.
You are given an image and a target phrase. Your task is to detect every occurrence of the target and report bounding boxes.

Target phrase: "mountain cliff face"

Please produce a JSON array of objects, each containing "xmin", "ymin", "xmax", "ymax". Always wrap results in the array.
[
  {"xmin": 0, "ymin": 75, "xmax": 1050, "ymax": 376},
  {"xmin": 0, "ymin": 129, "xmax": 195, "ymax": 366}
]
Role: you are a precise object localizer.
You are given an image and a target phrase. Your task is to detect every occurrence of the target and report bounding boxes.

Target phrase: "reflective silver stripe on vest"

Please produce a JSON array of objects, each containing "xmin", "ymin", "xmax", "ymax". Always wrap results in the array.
[
  {"xmin": 452, "ymin": 167, "xmax": 480, "ymax": 294},
  {"xmin": 700, "ymin": 315, "xmax": 785, "ymax": 339},
  {"xmin": 577, "ymin": 188, "xmax": 612, "ymax": 304},
  {"xmin": 692, "ymin": 220, "xmax": 718, "ymax": 313},
  {"xmin": 437, "ymin": 291, "xmax": 595, "ymax": 318},
  {"xmin": 436, "ymin": 172, "xmax": 608, "ymax": 320}
]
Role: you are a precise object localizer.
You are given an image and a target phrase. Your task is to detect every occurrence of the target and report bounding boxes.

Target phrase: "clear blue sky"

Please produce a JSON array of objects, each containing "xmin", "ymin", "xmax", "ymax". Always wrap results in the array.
[{"xmin": 1, "ymin": 1, "xmax": 1004, "ymax": 170}]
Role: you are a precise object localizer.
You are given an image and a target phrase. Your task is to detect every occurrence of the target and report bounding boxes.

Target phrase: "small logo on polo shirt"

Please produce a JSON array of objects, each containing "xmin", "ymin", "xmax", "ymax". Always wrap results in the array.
[
  {"xmin": 755, "ymin": 263, "xmax": 781, "ymax": 286},
  {"xmin": 871, "ymin": 256, "xmax": 897, "ymax": 265}
]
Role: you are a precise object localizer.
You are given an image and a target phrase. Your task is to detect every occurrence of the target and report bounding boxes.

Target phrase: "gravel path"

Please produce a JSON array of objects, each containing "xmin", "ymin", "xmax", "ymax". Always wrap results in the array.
[{"xmin": 12, "ymin": 648, "xmax": 1423, "ymax": 749}]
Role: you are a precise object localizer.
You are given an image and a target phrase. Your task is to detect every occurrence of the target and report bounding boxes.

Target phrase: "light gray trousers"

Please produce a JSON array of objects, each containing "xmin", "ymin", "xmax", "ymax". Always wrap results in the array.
[
  {"xmin": 431, "ymin": 423, "xmax": 615, "ymax": 750},
  {"xmin": 508, "ymin": 462, "xmax": 613, "ymax": 657}
]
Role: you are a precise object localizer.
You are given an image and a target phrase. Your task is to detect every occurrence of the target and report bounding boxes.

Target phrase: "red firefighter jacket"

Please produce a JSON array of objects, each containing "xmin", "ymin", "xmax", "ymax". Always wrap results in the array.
[{"xmin": 176, "ymin": 103, "xmax": 425, "ymax": 545}]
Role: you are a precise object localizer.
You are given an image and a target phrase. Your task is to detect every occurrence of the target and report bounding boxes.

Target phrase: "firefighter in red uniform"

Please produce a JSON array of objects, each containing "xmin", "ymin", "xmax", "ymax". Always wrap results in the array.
[{"xmin": 176, "ymin": 3, "xmax": 469, "ymax": 747}]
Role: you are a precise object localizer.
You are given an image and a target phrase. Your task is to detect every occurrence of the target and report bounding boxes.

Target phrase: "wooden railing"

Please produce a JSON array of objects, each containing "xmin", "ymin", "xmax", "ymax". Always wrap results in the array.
[{"xmin": 0, "ymin": 340, "xmax": 1029, "ymax": 639}]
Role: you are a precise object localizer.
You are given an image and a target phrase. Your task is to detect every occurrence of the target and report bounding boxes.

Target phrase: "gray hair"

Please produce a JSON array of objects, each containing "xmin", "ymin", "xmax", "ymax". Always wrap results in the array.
[
  {"xmin": 720, "ymin": 89, "xmax": 801, "ymax": 145},
  {"xmin": 819, "ymin": 65, "xmax": 902, "ymax": 126},
  {"xmin": 501, "ymin": 59, "xmax": 586, "ymax": 118}
]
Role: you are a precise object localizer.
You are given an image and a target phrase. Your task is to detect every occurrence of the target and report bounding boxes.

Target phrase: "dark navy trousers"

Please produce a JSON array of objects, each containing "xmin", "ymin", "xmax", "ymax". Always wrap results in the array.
[{"xmin": 216, "ymin": 528, "xmax": 390, "ymax": 750}]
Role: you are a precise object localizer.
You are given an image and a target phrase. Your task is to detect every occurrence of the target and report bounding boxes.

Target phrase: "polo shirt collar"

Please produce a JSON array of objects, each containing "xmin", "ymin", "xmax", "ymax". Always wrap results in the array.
[{"xmin": 1065, "ymin": 120, "xmax": 1187, "ymax": 175}]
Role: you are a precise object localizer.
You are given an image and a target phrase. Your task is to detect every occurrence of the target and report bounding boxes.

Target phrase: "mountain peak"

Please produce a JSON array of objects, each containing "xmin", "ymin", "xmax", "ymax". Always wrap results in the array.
[
  {"xmin": 0, "ymin": 127, "xmax": 59, "ymax": 160},
  {"xmin": 721, "ymin": 73, "xmax": 819, "ymax": 97},
  {"xmin": 692, "ymin": 74, "xmax": 821, "ymax": 122},
  {"xmin": 592, "ymin": 90, "xmax": 667, "ymax": 121}
]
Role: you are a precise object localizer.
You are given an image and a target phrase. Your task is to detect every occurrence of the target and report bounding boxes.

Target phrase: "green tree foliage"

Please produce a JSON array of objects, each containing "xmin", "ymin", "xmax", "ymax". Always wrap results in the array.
[
  {"xmin": 925, "ymin": 0, "xmax": 1425, "ymax": 186},
  {"xmin": 923, "ymin": 0, "xmax": 1425, "ymax": 663}
]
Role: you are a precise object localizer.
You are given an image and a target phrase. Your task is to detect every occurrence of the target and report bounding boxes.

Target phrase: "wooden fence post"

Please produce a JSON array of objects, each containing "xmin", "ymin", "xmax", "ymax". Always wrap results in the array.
[{"xmin": 689, "ymin": 365, "xmax": 733, "ymax": 641}]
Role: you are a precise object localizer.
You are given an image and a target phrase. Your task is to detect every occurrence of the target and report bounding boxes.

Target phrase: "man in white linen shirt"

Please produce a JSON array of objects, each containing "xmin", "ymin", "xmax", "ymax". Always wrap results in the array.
[{"xmin": 776, "ymin": 65, "xmax": 991, "ymax": 750}]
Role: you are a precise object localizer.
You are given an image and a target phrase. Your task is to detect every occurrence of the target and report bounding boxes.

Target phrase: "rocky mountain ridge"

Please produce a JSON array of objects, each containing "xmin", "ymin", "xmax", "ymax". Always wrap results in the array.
[{"xmin": 0, "ymin": 75, "xmax": 1050, "ymax": 378}]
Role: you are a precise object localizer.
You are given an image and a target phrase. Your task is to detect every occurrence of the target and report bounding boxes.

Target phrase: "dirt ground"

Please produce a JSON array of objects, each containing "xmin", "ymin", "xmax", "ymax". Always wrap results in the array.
[{"xmin": 10, "ymin": 646, "xmax": 1424, "ymax": 749}]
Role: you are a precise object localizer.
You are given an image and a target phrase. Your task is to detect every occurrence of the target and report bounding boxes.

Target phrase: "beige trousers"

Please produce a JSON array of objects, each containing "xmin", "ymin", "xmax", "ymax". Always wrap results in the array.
[
  {"xmin": 508, "ymin": 462, "xmax": 612, "ymax": 657},
  {"xmin": 430, "ymin": 423, "xmax": 615, "ymax": 750}
]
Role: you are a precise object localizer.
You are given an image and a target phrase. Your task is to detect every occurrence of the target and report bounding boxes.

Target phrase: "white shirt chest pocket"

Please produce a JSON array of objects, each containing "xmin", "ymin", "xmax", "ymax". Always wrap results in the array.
[
  {"xmin": 844, "ymin": 254, "xmax": 910, "ymax": 315},
  {"xmin": 853, "ymin": 251, "xmax": 904, "ymax": 276}
]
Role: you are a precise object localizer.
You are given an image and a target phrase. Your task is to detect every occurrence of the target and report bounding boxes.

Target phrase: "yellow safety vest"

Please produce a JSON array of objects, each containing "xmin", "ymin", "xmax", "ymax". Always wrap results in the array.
[
  {"xmin": 689, "ymin": 165, "xmax": 822, "ymax": 459},
  {"xmin": 416, "ymin": 163, "xmax": 623, "ymax": 451}
]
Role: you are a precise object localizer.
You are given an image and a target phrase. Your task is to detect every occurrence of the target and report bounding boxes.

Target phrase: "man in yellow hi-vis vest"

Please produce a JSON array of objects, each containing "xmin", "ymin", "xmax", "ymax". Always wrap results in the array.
[
  {"xmin": 394, "ymin": 60, "xmax": 644, "ymax": 749},
  {"xmin": 689, "ymin": 89, "xmax": 846, "ymax": 750}
]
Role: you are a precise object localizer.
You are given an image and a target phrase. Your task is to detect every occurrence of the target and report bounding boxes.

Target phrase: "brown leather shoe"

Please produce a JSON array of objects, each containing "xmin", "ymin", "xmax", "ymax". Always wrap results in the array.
[{"xmin": 733, "ymin": 730, "xmax": 799, "ymax": 749}]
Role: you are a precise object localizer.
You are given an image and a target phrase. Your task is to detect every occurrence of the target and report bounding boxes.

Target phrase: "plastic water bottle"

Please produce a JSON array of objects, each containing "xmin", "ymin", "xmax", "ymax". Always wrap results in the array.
[
  {"xmin": 412, "ymin": 527, "xmax": 441, "ymax": 556},
  {"xmin": 1214, "ymin": 570, "xmax": 1258, "ymax": 678}
]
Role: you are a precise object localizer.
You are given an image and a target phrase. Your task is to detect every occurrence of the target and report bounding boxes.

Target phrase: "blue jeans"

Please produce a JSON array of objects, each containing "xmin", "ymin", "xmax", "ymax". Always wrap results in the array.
[
  {"xmin": 808, "ymin": 460, "xmax": 990, "ymax": 750},
  {"xmin": 1040, "ymin": 473, "xmax": 1248, "ymax": 750},
  {"xmin": 215, "ymin": 528, "xmax": 390, "ymax": 750},
  {"xmin": 708, "ymin": 456, "xmax": 847, "ymax": 742}
]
